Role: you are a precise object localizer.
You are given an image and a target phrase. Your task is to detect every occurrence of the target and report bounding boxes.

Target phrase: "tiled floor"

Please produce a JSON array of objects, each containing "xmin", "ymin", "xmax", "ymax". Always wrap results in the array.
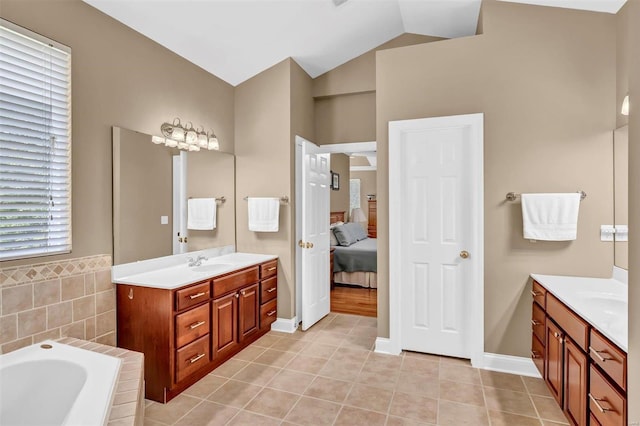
[{"xmin": 144, "ymin": 313, "xmax": 568, "ymax": 426}]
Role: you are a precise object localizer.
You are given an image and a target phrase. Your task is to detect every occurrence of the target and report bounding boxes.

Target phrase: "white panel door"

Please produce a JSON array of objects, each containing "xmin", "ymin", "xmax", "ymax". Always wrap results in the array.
[
  {"xmin": 392, "ymin": 114, "xmax": 483, "ymax": 359},
  {"xmin": 300, "ymin": 140, "xmax": 331, "ymax": 331}
]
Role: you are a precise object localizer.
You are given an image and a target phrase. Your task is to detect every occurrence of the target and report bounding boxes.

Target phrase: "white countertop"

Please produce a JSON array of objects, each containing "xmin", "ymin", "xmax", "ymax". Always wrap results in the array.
[
  {"xmin": 112, "ymin": 249, "xmax": 277, "ymax": 290},
  {"xmin": 530, "ymin": 273, "xmax": 627, "ymax": 352}
]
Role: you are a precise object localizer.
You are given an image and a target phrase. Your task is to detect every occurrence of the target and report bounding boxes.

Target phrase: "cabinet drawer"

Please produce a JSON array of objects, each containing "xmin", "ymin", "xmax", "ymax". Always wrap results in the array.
[
  {"xmin": 175, "ymin": 281, "xmax": 210, "ymax": 312},
  {"xmin": 176, "ymin": 334, "xmax": 210, "ymax": 383},
  {"xmin": 260, "ymin": 260, "xmax": 278, "ymax": 279},
  {"xmin": 532, "ymin": 302, "xmax": 545, "ymax": 344},
  {"xmin": 589, "ymin": 365, "xmax": 626, "ymax": 426},
  {"xmin": 260, "ymin": 299, "xmax": 277, "ymax": 329},
  {"xmin": 547, "ymin": 294, "xmax": 589, "ymax": 351},
  {"xmin": 531, "ymin": 334, "xmax": 544, "ymax": 377},
  {"xmin": 213, "ymin": 267, "xmax": 259, "ymax": 298},
  {"xmin": 260, "ymin": 276, "xmax": 277, "ymax": 304},
  {"xmin": 589, "ymin": 329, "xmax": 626, "ymax": 391},
  {"xmin": 531, "ymin": 280, "xmax": 546, "ymax": 308},
  {"xmin": 175, "ymin": 303, "xmax": 210, "ymax": 348}
]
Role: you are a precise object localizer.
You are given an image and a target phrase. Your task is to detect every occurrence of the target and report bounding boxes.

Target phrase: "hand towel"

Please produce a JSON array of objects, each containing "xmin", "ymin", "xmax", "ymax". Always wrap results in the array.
[
  {"xmin": 187, "ymin": 198, "xmax": 216, "ymax": 230},
  {"xmin": 521, "ymin": 193, "xmax": 581, "ymax": 241},
  {"xmin": 248, "ymin": 197, "xmax": 280, "ymax": 232}
]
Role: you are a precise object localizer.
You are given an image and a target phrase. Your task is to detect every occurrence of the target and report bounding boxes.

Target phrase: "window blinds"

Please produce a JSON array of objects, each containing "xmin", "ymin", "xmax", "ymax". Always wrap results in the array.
[{"xmin": 0, "ymin": 19, "xmax": 72, "ymax": 261}]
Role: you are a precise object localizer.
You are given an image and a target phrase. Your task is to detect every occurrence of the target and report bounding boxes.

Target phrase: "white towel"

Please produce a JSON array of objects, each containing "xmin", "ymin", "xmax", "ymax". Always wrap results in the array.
[
  {"xmin": 248, "ymin": 197, "xmax": 280, "ymax": 232},
  {"xmin": 187, "ymin": 198, "xmax": 216, "ymax": 230},
  {"xmin": 521, "ymin": 193, "xmax": 581, "ymax": 241}
]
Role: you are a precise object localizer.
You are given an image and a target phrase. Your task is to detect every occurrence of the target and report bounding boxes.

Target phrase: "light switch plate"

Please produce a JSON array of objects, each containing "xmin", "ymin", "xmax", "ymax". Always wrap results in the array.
[
  {"xmin": 161, "ymin": 216, "xmax": 169, "ymax": 225},
  {"xmin": 600, "ymin": 225, "xmax": 615, "ymax": 241},
  {"xmin": 615, "ymin": 225, "xmax": 629, "ymax": 242}
]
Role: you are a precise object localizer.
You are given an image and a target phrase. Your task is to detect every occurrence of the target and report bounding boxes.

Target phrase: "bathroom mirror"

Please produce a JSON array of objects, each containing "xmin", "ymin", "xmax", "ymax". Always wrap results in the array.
[
  {"xmin": 613, "ymin": 125, "xmax": 628, "ymax": 270},
  {"xmin": 112, "ymin": 127, "xmax": 235, "ymax": 265}
]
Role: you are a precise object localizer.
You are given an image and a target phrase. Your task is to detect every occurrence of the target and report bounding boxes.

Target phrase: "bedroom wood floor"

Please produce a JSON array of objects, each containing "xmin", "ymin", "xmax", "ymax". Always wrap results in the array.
[{"xmin": 330, "ymin": 285, "xmax": 377, "ymax": 317}]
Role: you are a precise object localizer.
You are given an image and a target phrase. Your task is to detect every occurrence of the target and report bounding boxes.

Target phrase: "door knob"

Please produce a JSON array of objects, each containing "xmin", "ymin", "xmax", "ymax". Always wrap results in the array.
[
  {"xmin": 298, "ymin": 240, "xmax": 305, "ymax": 248},
  {"xmin": 460, "ymin": 250, "xmax": 470, "ymax": 259},
  {"xmin": 306, "ymin": 242, "xmax": 314, "ymax": 249}
]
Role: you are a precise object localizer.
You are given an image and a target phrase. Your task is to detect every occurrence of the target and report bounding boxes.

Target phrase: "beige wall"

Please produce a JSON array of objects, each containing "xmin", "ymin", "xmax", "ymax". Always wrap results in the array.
[
  {"xmin": 351, "ymin": 170, "xmax": 377, "ymax": 220},
  {"xmin": 113, "ymin": 127, "xmax": 175, "ymax": 264},
  {"xmin": 0, "ymin": 0, "xmax": 235, "ymax": 268},
  {"xmin": 625, "ymin": 0, "xmax": 640, "ymax": 420},
  {"xmin": 616, "ymin": 3, "xmax": 629, "ymax": 129},
  {"xmin": 330, "ymin": 154, "xmax": 351, "ymax": 218},
  {"xmin": 376, "ymin": 1, "xmax": 616, "ymax": 356},
  {"xmin": 235, "ymin": 59, "xmax": 296, "ymax": 319},
  {"xmin": 613, "ymin": 126, "xmax": 628, "ymax": 269},
  {"xmin": 186, "ymin": 151, "xmax": 236, "ymax": 252}
]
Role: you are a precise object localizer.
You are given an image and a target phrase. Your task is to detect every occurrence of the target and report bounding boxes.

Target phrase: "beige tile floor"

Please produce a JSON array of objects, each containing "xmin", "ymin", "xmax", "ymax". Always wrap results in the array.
[{"xmin": 144, "ymin": 313, "xmax": 569, "ymax": 426}]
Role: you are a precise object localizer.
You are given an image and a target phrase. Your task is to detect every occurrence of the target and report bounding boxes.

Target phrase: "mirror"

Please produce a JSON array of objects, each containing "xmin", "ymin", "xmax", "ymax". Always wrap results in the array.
[
  {"xmin": 614, "ymin": 125, "xmax": 628, "ymax": 270},
  {"xmin": 112, "ymin": 127, "xmax": 235, "ymax": 264}
]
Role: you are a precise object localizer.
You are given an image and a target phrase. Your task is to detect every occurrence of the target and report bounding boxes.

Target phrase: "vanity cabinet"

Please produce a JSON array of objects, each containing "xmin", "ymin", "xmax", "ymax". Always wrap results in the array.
[
  {"xmin": 531, "ymin": 279, "xmax": 627, "ymax": 426},
  {"xmin": 116, "ymin": 260, "xmax": 277, "ymax": 403}
]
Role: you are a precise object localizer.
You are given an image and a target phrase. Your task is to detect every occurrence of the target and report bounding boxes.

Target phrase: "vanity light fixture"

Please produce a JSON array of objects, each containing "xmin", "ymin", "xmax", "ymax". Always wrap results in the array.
[
  {"xmin": 155, "ymin": 118, "xmax": 221, "ymax": 151},
  {"xmin": 621, "ymin": 94, "xmax": 630, "ymax": 116}
]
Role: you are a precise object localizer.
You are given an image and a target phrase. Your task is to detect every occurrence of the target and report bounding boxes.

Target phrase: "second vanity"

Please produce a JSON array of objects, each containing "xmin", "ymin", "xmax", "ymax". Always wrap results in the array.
[
  {"xmin": 112, "ymin": 249, "xmax": 278, "ymax": 403},
  {"xmin": 530, "ymin": 273, "xmax": 627, "ymax": 426}
]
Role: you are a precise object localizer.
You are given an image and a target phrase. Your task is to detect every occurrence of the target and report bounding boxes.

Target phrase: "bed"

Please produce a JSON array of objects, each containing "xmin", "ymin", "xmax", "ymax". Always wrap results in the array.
[{"xmin": 330, "ymin": 211, "xmax": 377, "ymax": 288}]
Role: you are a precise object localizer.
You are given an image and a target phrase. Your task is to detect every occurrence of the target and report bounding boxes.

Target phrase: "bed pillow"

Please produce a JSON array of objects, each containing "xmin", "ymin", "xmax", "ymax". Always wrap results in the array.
[
  {"xmin": 333, "ymin": 224, "xmax": 357, "ymax": 246},
  {"xmin": 345, "ymin": 222, "xmax": 368, "ymax": 241},
  {"xmin": 329, "ymin": 229, "xmax": 339, "ymax": 246}
]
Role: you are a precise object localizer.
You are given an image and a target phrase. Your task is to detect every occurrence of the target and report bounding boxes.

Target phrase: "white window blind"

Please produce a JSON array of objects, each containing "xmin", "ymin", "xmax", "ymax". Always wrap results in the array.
[{"xmin": 0, "ymin": 19, "xmax": 72, "ymax": 261}]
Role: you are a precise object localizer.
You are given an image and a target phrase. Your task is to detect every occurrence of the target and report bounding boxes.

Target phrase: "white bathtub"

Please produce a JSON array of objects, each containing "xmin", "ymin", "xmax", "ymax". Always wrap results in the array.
[{"xmin": 0, "ymin": 340, "xmax": 121, "ymax": 426}]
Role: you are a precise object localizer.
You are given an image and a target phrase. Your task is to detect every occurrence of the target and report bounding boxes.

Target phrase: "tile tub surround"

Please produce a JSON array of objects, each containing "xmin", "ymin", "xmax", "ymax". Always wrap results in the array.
[
  {"xmin": 144, "ymin": 313, "xmax": 567, "ymax": 426},
  {"xmin": 57, "ymin": 337, "xmax": 145, "ymax": 426},
  {"xmin": 0, "ymin": 254, "xmax": 115, "ymax": 354}
]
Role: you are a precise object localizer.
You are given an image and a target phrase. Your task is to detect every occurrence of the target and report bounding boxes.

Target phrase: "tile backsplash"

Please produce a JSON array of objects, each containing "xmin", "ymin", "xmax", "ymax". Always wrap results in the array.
[{"xmin": 0, "ymin": 254, "xmax": 115, "ymax": 354}]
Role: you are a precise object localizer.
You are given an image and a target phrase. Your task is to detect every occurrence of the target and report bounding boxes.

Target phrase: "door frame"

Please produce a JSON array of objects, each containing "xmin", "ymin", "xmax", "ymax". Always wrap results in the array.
[
  {"xmin": 295, "ymin": 138, "xmax": 377, "ymax": 324},
  {"xmin": 387, "ymin": 113, "xmax": 484, "ymax": 367}
]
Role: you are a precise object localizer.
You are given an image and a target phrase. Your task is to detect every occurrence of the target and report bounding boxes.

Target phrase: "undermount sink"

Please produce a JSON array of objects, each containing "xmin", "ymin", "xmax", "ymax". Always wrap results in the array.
[
  {"xmin": 575, "ymin": 291, "xmax": 626, "ymax": 316},
  {"xmin": 190, "ymin": 263, "xmax": 233, "ymax": 273}
]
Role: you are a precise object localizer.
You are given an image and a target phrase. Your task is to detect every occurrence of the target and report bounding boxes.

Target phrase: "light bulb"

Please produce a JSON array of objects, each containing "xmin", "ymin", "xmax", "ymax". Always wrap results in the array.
[
  {"xmin": 177, "ymin": 141, "xmax": 189, "ymax": 151},
  {"xmin": 164, "ymin": 138, "xmax": 178, "ymax": 148},
  {"xmin": 621, "ymin": 95, "xmax": 630, "ymax": 116},
  {"xmin": 188, "ymin": 144, "xmax": 200, "ymax": 152},
  {"xmin": 208, "ymin": 136, "xmax": 219, "ymax": 151},
  {"xmin": 197, "ymin": 133, "xmax": 209, "ymax": 148},
  {"xmin": 171, "ymin": 126, "xmax": 185, "ymax": 142},
  {"xmin": 151, "ymin": 136, "xmax": 165, "ymax": 144},
  {"xmin": 186, "ymin": 128, "xmax": 198, "ymax": 145}
]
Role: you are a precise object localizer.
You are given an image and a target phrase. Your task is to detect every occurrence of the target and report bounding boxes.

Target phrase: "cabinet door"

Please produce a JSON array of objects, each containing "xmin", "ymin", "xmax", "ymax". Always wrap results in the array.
[
  {"xmin": 564, "ymin": 337, "xmax": 588, "ymax": 426},
  {"xmin": 238, "ymin": 283, "xmax": 259, "ymax": 343},
  {"xmin": 546, "ymin": 319, "xmax": 564, "ymax": 405},
  {"xmin": 212, "ymin": 293, "xmax": 238, "ymax": 359}
]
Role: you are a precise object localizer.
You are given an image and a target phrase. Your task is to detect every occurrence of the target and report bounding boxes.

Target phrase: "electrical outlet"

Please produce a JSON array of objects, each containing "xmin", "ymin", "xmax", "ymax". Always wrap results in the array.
[
  {"xmin": 161, "ymin": 216, "xmax": 169, "ymax": 225},
  {"xmin": 600, "ymin": 225, "xmax": 615, "ymax": 241}
]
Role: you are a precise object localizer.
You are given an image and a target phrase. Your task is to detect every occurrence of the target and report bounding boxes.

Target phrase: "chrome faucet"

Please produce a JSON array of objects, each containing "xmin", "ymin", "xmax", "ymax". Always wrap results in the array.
[{"xmin": 188, "ymin": 255, "xmax": 208, "ymax": 267}]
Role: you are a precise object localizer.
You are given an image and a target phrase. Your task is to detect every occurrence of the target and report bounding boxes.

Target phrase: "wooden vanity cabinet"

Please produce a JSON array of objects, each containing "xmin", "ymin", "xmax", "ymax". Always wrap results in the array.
[
  {"xmin": 116, "ymin": 260, "xmax": 277, "ymax": 403},
  {"xmin": 531, "ymin": 280, "xmax": 627, "ymax": 426}
]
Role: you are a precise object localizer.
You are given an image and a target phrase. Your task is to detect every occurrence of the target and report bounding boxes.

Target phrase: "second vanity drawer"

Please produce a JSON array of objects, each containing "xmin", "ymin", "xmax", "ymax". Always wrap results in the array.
[
  {"xmin": 546, "ymin": 294, "xmax": 589, "ymax": 351},
  {"xmin": 213, "ymin": 267, "xmax": 259, "ymax": 298},
  {"xmin": 260, "ymin": 299, "xmax": 277, "ymax": 329},
  {"xmin": 260, "ymin": 276, "xmax": 277, "ymax": 304},
  {"xmin": 175, "ymin": 303, "xmax": 210, "ymax": 348},
  {"xmin": 589, "ymin": 365, "xmax": 625, "ymax": 426},
  {"xmin": 590, "ymin": 329, "xmax": 626, "ymax": 391},
  {"xmin": 175, "ymin": 281, "xmax": 210, "ymax": 312},
  {"xmin": 531, "ymin": 302, "xmax": 545, "ymax": 345},
  {"xmin": 176, "ymin": 334, "xmax": 210, "ymax": 383}
]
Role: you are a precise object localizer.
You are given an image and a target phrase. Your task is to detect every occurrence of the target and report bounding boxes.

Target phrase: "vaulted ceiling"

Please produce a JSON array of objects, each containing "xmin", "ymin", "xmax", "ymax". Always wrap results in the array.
[{"xmin": 83, "ymin": 0, "xmax": 627, "ymax": 87}]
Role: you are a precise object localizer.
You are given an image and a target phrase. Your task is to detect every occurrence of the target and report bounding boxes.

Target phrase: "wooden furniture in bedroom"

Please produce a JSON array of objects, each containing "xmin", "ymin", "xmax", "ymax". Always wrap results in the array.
[
  {"xmin": 330, "ymin": 247, "xmax": 335, "ymax": 290},
  {"xmin": 330, "ymin": 211, "xmax": 346, "ymax": 223},
  {"xmin": 367, "ymin": 200, "xmax": 377, "ymax": 238}
]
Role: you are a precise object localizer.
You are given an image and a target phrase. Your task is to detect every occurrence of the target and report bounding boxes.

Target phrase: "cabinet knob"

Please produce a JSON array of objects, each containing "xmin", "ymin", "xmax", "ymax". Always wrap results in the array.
[{"xmin": 235, "ymin": 293, "xmax": 239, "ymax": 298}]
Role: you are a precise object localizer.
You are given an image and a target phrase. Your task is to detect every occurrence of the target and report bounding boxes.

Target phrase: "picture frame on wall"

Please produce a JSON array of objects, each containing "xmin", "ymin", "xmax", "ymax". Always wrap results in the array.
[{"xmin": 331, "ymin": 171, "xmax": 340, "ymax": 190}]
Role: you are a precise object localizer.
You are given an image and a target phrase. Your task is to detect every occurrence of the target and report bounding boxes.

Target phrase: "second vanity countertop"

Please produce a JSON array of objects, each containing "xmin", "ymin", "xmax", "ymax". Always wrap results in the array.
[
  {"xmin": 112, "ymin": 250, "xmax": 278, "ymax": 290},
  {"xmin": 530, "ymin": 273, "xmax": 627, "ymax": 352}
]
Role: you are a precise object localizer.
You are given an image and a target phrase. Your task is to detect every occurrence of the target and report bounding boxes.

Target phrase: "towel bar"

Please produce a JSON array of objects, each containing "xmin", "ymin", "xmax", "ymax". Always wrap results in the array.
[
  {"xmin": 188, "ymin": 196, "xmax": 226, "ymax": 203},
  {"xmin": 243, "ymin": 196, "xmax": 289, "ymax": 204},
  {"xmin": 506, "ymin": 191, "xmax": 586, "ymax": 202}
]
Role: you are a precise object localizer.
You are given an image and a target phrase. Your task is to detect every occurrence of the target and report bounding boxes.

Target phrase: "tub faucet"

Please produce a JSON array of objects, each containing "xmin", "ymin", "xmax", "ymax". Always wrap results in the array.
[{"xmin": 188, "ymin": 255, "xmax": 208, "ymax": 267}]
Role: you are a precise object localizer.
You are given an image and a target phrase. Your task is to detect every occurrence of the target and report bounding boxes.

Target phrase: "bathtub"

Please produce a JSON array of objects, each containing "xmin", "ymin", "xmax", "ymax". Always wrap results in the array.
[{"xmin": 0, "ymin": 340, "xmax": 121, "ymax": 426}]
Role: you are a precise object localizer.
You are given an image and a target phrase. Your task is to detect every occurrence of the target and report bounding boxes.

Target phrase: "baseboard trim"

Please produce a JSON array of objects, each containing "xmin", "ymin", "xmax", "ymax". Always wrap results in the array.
[
  {"xmin": 270, "ymin": 317, "xmax": 298, "ymax": 333},
  {"xmin": 374, "ymin": 337, "xmax": 401, "ymax": 355},
  {"xmin": 481, "ymin": 352, "xmax": 541, "ymax": 378}
]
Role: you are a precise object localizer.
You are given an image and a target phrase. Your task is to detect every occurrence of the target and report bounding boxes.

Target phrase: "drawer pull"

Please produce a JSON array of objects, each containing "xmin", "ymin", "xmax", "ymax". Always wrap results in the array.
[
  {"xmin": 188, "ymin": 292, "xmax": 206, "ymax": 300},
  {"xmin": 267, "ymin": 310, "xmax": 277, "ymax": 316},
  {"xmin": 589, "ymin": 393, "xmax": 614, "ymax": 414},
  {"xmin": 531, "ymin": 319, "xmax": 541, "ymax": 326},
  {"xmin": 267, "ymin": 267, "xmax": 277, "ymax": 272},
  {"xmin": 589, "ymin": 346, "xmax": 615, "ymax": 363},
  {"xmin": 188, "ymin": 353, "xmax": 206, "ymax": 364},
  {"xmin": 241, "ymin": 290, "xmax": 246, "ymax": 296},
  {"xmin": 267, "ymin": 288, "xmax": 276, "ymax": 293},
  {"xmin": 530, "ymin": 290, "xmax": 542, "ymax": 297},
  {"xmin": 530, "ymin": 350, "xmax": 540, "ymax": 359},
  {"xmin": 553, "ymin": 332, "xmax": 563, "ymax": 343},
  {"xmin": 189, "ymin": 320, "xmax": 206, "ymax": 330}
]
